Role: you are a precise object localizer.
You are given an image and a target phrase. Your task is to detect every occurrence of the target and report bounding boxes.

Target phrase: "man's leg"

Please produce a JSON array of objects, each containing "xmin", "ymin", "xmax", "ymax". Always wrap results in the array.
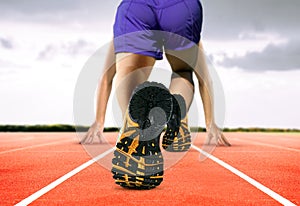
[
  {"xmin": 162, "ymin": 50, "xmax": 196, "ymax": 152},
  {"xmin": 166, "ymin": 54, "xmax": 195, "ymax": 110},
  {"xmin": 112, "ymin": 53, "xmax": 175, "ymax": 189},
  {"xmin": 115, "ymin": 53, "xmax": 155, "ymax": 115}
]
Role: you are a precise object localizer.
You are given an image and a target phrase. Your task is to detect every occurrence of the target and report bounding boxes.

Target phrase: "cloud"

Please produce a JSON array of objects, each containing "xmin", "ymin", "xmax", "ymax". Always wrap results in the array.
[
  {"xmin": 0, "ymin": 0, "xmax": 120, "ymax": 24},
  {"xmin": 38, "ymin": 45, "xmax": 56, "ymax": 60},
  {"xmin": 219, "ymin": 39, "xmax": 300, "ymax": 71},
  {"xmin": 0, "ymin": 37, "xmax": 13, "ymax": 49},
  {"xmin": 0, "ymin": 0, "xmax": 79, "ymax": 13},
  {"xmin": 62, "ymin": 39, "xmax": 91, "ymax": 56},
  {"xmin": 201, "ymin": 0, "xmax": 300, "ymax": 40},
  {"xmin": 37, "ymin": 39, "xmax": 96, "ymax": 60}
]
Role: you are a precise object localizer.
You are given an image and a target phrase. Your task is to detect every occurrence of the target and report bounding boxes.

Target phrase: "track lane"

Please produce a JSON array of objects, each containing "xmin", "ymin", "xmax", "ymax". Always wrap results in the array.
[
  {"xmin": 15, "ymin": 148, "xmax": 114, "ymax": 206},
  {"xmin": 224, "ymin": 132, "xmax": 300, "ymax": 150},
  {"xmin": 193, "ymin": 133, "xmax": 300, "ymax": 205},
  {"xmin": 30, "ymin": 146, "xmax": 281, "ymax": 205},
  {"xmin": 1, "ymin": 132, "xmax": 299, "ymax": 205},
  {"xmin": 192, "ymin": 145, "xmax": 296, "ymax": 206},
  {"xmin": 0, "ymin": 133, "xmax": 76, "ymax": 153},
  {"xmin": 0, "ymin": 133, "xmax": 89, "ymax": 205},
  {"xmin": 27, "ymin": 133, "xmax": 296, "ymax": 205},
  {"xmin": 231, "ymin": 138, "xmax": 300, "ymax": 152}
]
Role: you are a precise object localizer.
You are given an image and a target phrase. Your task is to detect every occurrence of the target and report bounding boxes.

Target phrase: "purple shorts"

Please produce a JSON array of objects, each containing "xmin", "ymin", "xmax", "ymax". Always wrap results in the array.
[{"xmin": 113, "ymin": 0, "xmax": 203, "ymax": 60}]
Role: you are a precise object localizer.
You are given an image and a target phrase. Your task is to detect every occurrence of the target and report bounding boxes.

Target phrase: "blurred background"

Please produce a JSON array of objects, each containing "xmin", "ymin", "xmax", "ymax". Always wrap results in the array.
[{"xmin": 0, "ymin": 0, "xmax": 299, "ymax": 129}]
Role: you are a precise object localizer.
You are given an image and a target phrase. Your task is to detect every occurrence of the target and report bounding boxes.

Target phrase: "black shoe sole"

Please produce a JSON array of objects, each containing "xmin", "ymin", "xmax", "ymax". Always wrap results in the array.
[
  {"xmin": 163, "ymin": 119, "xmax": 191, "ymax": 152},
  {"xmin": 162, "ymin": 94, "xmax": 191, "ymax": 152},
  {"xmin": 111, "ymin": 81, "xmax": 173, "ymax": 189}
]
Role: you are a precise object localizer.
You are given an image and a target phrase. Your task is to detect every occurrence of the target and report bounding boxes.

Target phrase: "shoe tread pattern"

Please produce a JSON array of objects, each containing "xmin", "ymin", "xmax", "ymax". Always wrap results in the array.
[{"xmin": 112, "ymin": 82, "xmax": 172, "ymax": 189}]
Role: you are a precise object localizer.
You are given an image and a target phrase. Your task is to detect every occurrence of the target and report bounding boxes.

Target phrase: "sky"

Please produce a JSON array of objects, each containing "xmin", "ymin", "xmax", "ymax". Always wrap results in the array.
[{"xmin": 0, "ymin": 0, "xmax": 299, "ymax": 128}]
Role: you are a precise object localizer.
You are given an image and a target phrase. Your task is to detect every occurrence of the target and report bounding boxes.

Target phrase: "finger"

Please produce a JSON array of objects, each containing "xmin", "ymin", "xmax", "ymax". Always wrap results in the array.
[
  {"xmin": 83, "ymin": 132, "xmax": 92, "ymax": 144},
  {"xmin": 221, "ymin": 133, "xmax": 231, "ymax": 146},
  {"xmin": 203, "ymin": 136, "xmax": 211, "ymax": 145},
  {"xmin": 210, "ymin": 135, "xmax": 219, "ymax": 146},
  {"xmin": 82, "ymin": 129, "xmax": 94, "ymax": 144},
  {"xmin": 215, "ymin": 138, "xmax": 221, "ymax": 147},
  {"xmin": 99, "ymin": 136, "xmax": 103, "ymax": 144},
  {"xmin": 96, "ymin": 133, "xmax": 101, "ymax": 143},
  {"xmin": 97, "ymin": 132, "xmax": 104, "ymax": 143},
  {"xmin": 80, "ymin": 134, "xmax": 89, "ymax": 144},
  {"xmin": 87, "ymin": 135, "xmax": 94, "ymax": 144},
  {"xmin": 217, "ymin": 134, "xmax": 226, "ymax": 146},
  {"xmin": 217, "ymin": 137, "xmax": 222, "ymax": 146}
]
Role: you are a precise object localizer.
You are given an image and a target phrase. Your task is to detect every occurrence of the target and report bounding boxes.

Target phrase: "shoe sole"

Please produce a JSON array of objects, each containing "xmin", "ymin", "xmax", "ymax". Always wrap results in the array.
[
  {"xmin": 162, "ymin": 94, "xmax": 191, "ymax": 152},
  {"xmin": 164, "ymin": 118, "xmax": 191, "ymax": 152},
  {"xmin": 111, "ymin": 81, "xmax": 172, "ymax": 189}
]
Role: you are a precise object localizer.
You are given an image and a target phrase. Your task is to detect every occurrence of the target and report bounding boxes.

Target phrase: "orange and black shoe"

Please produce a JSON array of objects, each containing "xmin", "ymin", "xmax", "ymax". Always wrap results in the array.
[
  {"xmin": 162, "ymin": 94, "xmax": 191, "ymax": 152},
  {"xmin": 111, "ymin": 81, "xmax": 173, "ymax": 189}
]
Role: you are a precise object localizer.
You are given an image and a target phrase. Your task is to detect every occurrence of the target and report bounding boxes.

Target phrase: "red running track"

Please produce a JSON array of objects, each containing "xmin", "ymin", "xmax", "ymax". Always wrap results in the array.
[{"xmin": 0, "ymin": 132, "xmax": 299, "ymax": 205}]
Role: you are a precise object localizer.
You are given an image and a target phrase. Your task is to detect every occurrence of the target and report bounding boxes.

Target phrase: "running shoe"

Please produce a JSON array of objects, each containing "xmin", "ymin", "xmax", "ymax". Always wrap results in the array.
[
  {"xmin": 162, "ymin": 94, "xmax": 191, "ymax": 152},
  {"xmin": 111, "ymin": 81, "xmax": 173, "ymax": 189}
]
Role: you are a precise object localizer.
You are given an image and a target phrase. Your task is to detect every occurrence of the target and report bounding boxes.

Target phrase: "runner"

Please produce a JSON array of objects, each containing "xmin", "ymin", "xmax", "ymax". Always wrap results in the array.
[{"xmin": 82, "ymin": 0, "xmax": 231, "ymax": 189}]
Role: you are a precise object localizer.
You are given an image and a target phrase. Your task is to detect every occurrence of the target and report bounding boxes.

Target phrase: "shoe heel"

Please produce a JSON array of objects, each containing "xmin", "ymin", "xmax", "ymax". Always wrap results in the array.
[{"xmin": 112, "ymin": 82, "xmax": 172, "ymax": 189}]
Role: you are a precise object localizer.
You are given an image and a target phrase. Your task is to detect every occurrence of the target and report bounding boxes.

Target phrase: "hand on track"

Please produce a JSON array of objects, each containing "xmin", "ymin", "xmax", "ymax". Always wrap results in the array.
[
  {"xmin": 80, "ymin": 122, "xmax": 104, "ymax": 144},
  {"xmin": 204, "ymin": 123, "xmax": 231, "ymax": 146}
]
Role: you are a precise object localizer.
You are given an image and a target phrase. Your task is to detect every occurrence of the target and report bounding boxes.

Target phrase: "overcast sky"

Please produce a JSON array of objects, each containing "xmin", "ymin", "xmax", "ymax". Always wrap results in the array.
[{"xmin": 0, "ymin": 0, "xmax": 299, "ymax": 128}]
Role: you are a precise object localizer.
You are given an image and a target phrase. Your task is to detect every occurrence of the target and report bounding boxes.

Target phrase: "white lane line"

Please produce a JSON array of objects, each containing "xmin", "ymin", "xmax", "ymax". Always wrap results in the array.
[
  {"xmin": 231, "ymin": 138, "xmax": 300, "ymax": 152},
  {"xmin": 191, "ymin": 144, "xmax": 297, "ymax": 206},
  {"xmin": 15, "ymin": 147, "xmax": 114, "ymax": 206},
  {"xmin": 0, "ymin": 139, "xmax": 73, "ymax": 155}
]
